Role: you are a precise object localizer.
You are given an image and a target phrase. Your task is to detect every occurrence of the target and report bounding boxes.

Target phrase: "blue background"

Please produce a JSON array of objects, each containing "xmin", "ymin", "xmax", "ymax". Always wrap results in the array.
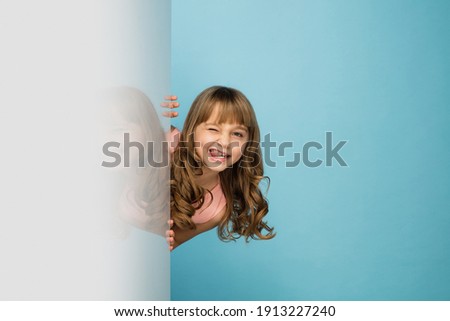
[{"xmin": 170, "ymin": 0, "xmax": 450, "ymax": 300}]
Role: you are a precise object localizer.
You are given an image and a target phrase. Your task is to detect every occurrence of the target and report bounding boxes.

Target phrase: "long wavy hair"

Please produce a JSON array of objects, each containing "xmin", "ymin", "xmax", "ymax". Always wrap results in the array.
[{"xmin": 170, "ymin": 86, "xmax": 275, "ymax": 241}]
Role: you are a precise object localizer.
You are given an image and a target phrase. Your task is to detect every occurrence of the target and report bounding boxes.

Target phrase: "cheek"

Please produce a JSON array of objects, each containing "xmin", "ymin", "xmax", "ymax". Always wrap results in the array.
[
  {"xmin": 231, "ymin": 142, "xmax": 246, "ymax": 159},
  {"xmin": 192, "ymin": 132, "xmax": 202, "ymax": 155},
  {"xmin": 195, "ymin": 146, "xmax": 202, "ymax": 158},
  {"xmin": 194, "ymin": 131, "xmax": 213, "ymax": 147}
]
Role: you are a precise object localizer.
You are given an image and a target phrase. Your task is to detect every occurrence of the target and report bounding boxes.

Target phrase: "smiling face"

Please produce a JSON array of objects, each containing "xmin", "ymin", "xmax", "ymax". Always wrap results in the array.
[
  {"xmin": 181, "ymin": 86, "xmax": 261, "ymax": 174},
  {"xmin": 194, "ymin": 107, "xmax": 249, "ymax": 172}
]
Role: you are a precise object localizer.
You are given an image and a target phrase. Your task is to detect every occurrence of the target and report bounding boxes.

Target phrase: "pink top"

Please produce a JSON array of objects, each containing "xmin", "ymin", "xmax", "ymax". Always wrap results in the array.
[{"xmin": 168, "ymin": 128, "xmax": 227, "ymax": 224}]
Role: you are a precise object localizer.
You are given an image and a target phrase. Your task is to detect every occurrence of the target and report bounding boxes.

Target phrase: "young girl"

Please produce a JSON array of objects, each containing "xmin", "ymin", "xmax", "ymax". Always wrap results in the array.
[{"xmin": 166, "ymin": 86, "xmax": 275, "ymax": 250}]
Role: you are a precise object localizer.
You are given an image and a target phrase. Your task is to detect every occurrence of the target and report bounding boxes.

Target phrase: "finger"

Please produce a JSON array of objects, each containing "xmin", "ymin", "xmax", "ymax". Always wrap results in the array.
[
  {"xmin": 165, "ymin": 230, "xmax": 174, "ymax": 237},
  {"xmin": 160, "ymin": 102, "xmax": 179, "ymax": 109},
  {"xmin": 164, "ymin": 95, "xmax": 178, "ymax": 101},
  {"xmin": 169, "ymin": 245, "xmax": 173, "ymax": 251},
  {"xmin": 169, "ymin": 220, "xmax": 174, "ymax": 228},
  {"xmin": 162, "ymin": 111, "xmax": 178, "ymax": 118}
]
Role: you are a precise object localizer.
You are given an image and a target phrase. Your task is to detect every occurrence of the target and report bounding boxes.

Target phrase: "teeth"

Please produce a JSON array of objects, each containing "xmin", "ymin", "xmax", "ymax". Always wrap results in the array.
[{"xmin": 209, "ymin": 148, "xmax": 227, "ymax": 157}]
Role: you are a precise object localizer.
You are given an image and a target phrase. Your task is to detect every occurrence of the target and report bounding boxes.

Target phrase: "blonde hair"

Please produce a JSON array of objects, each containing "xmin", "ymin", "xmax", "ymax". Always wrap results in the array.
[{"xmin": 170, "ymin": 86, "xmax": 275, "ymax": 241}]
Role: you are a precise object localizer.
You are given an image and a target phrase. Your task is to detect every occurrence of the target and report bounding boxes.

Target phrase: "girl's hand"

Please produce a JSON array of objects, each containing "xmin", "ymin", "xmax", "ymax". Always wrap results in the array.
[
  {"xmin": 166, "ymin": 219, "xmax": 175, "ymax": 251},
  {"xmin": 161, "ymin": 95, "xmax": 179, "ymax": 118}
]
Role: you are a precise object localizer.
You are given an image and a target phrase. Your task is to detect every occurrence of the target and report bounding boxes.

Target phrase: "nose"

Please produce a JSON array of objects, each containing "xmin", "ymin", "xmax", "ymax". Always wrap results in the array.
[{"xmin": 217, "ymin": 132, "xmax": 230, "ymax": 149}]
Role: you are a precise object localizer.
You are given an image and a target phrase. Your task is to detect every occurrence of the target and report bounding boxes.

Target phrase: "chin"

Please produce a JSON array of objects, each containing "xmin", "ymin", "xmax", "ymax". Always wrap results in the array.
[
  {"xmin": 204, "ymin": 163, "xmax": 228, "ymax": 172},
  {"xmin": 203, "ymin": 160, "xmax": 234, "ymax": 172}
]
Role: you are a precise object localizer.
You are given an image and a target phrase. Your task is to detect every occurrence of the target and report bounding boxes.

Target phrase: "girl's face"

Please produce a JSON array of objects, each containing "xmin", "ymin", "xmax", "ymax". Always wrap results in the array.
[{"xmin": 194, "ymin": 109, "xmax": 249, "ymax": 173}]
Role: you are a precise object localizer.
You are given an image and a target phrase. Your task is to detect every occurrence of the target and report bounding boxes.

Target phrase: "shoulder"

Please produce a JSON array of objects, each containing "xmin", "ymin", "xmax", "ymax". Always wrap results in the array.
[{"xmin": 195, "ymin": 205, "xmax": 226, "ymax": 233}]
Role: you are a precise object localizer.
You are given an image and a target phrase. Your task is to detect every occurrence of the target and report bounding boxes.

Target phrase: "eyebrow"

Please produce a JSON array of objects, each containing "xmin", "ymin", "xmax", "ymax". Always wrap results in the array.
[
  {"xmin": 205, "ymin": 123, "xmax": 248, "ymax": 132},
  {"xmin": 234, "ymin": 125, "xmax": 249, "ymax": 132}
]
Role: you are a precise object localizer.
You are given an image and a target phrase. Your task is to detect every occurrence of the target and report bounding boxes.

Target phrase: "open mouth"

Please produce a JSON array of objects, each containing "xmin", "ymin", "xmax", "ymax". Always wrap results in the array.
[{"xmin": 208, "ymin": 147, "xmax": 230, "ymax": 162}]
